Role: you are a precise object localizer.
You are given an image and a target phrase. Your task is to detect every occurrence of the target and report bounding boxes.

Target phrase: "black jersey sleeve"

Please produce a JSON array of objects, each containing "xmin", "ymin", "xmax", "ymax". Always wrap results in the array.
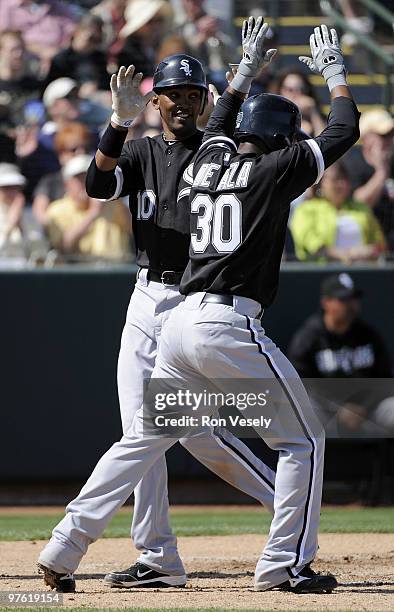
[
  {"xmin": 190, "ymin": 91, "xmax": 242, "ymax": 186},
  {"xmin": 314, "ymin": 96, "xmax": 360, "ymax": 168},
  {"xmin": 202, "ymin": 91, "xmax": 243, "ymax": 143},
  {"xmin": 271, "ymin": 96, "xmax": 360, "ymax": 203},
  {"xmin": 86, "ymin": 140, "xmax": 142, "ymax": 201}
]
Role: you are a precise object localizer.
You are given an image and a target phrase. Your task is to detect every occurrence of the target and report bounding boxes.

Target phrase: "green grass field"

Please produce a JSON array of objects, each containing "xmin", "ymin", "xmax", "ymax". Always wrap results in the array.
[{"xmin": 0, "ymin": 507, "xmax": 393, "ymax": 541}]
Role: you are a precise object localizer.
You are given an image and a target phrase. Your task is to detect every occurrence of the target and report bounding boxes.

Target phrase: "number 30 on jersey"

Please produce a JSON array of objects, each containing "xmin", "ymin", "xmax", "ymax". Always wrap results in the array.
[{"xmin": 191, "ymin": 194, "xmax": 242, "ymax": 254}]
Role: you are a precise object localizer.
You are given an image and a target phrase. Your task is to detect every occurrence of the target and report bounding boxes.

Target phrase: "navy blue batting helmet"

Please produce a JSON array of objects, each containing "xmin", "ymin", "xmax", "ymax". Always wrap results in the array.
[
  {"xmin": 235, "ymin": 93, "xmax": 306, "ymax": 152},
  {"xmin": 153, "ymin": 54, "xmax": 208, "ymax": 113}
]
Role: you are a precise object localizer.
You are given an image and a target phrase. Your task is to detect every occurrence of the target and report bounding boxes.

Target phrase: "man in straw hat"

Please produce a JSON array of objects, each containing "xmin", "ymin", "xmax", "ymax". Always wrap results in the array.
[
  {"xmin": 37, "ymin": 45, "xmax": 278, "ymax": 590},
  {"xmin": 116, "ymin": 0, "xmax": 174, "ymax": 76}
]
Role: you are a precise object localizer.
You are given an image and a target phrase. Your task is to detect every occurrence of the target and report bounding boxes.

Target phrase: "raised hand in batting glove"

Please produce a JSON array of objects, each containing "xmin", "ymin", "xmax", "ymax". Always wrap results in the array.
[
  {"xmin": 110, "ymin": 65, "xmax": 153, "ymax": 128},
  {"xmin": 231, "ymin": 16, "xmax": 277, "ymax": 94},
  {"xmin": 299, "ymin": 25, "xmax": 347, "ymax": 92}
]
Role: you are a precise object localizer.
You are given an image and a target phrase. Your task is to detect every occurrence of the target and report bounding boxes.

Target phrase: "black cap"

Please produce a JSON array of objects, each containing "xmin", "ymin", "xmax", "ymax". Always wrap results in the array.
[{"xmin": 321, "ymin": 273, "xmax": 363, "ymax": 300}]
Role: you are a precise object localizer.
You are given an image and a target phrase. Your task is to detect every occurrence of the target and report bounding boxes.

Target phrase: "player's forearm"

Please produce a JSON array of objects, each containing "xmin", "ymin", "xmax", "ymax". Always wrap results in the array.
[
  {"xmin": 202, "ymin": 90, "xmax": 243, "ymax": 143},
  {"xmin": 87, "ymin": 122, "xmax": 130, "ymax": 198},
  {"xmin": 86, "ymin": 158, "xmax": 120, "ymax": 200},
  {"xmin": 95, "ymin": 122, "xmax": 128, "ymax": 171},
  {"xmin": 314, "ymin": 97, "xmax": 360, "ymax": 168},
  {"xmin": 330, "ymin": 84, "xmax": 353, "ymax": 101},
  {"xmin": 202, "ymin": 15, "xmax": 274, "ymax": 142},
  {"xmin": 309, "ymin": 108, "xmax": 326, "ymax": 136}
]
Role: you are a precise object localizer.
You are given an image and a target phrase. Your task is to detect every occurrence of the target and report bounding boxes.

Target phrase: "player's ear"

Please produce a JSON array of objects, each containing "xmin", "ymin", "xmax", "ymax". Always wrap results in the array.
[{"xmin": 151, "ymin": 93, "xmax": 160, "ymax": 110}]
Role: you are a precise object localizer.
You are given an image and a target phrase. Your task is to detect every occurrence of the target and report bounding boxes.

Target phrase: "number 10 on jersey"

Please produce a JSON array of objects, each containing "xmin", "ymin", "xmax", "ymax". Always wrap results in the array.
[{"xmin": 191, "ymin": 194, "xmax": 242, "ymax": 254}]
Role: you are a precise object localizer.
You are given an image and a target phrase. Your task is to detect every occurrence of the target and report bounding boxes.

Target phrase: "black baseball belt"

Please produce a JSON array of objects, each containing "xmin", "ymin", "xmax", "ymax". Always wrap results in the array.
[
  {"xmin": 202, "ymin": 293, "xmax": 233, "ymax": 306},
  {"xmin": 202, "ymin": 293, "xmax": 264, "ymax": 317},
  {"xmin": 139, "ymin": 268, "xmax": 184, "ymax": 285}
]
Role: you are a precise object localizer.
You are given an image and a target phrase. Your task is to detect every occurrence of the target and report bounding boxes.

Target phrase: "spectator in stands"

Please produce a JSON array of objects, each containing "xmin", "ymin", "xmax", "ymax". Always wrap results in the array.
[
  {"xmin": 32, "ymin": 122, "xmax": 93, "ymax": 225},
  {"xmin": 46, "ymin": 155, "xmax": 131, "ymax": 260},
  {"xmin": 42, "ymin": 78, "xmax": 81, "ymax": 135},
  {"xmin": 156, "ymin": 34, "xmax": 189, "ymax": 63},
  {"xmin": 15, "ymin": 119, "xmax": 60, "ymax": 204},
  {"xmin": 0, "ymin": 30, "xmax": 42, "ymax": 129},
  {"xmin": 15, "ymin": 79, "xmax": 108, "ymax": 200},
  {"xmin": 338, "ymin": 0, "xmax": 373, "ymax": 47},
  {"xmin": 116, "ymin": 0, "xmax": 173, "ymax": 76},
  {"xmin": 343, "ymin": 109, "xmax": 394, "ymax": 253},
  {"xmin": 0, "ymin": 0, "xmax": 78, "ymax": 76},
  {"xmin": 41, "ymin": 77, "xmax": 110, "ymax": 140},
  {"xmin": 290, "ymin": 161, "xmax": 386, "ymax": 262},
  {"xmin": 0, "ymin": 130, "xmax": 16, "ymax": 165},
  {"xmin": 0, "ymin": 162, "xmax": 46, "ymax": 260},
  {"xmin": 44, "ymin": 14, "xmax": 109, "ymax": 92},
  {"xmin": 287, "ymin": 273, "xmax": 394, "ymax": 436},
  {"xmin": 176, "ymin": 0, "xmax": 236, "ymax": 87},
  {"xmin": 0, "ymin": 163, "xmax": 26, "ymax": 256},
  {"xmin": 14, "ymin": 79, "xmax": 81, "ymax": 201},
  {"xmin": 273, "ymin": 67, "xmax": 325, "ymax": 137},
  {"xmin": 91, "ymin": 0, "xmax": 127, "ymax": 70}
]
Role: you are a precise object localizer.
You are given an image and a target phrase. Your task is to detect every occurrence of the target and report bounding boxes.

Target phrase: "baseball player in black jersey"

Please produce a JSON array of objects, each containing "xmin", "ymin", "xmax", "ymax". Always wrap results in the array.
[
  {"xmin": 153, "ymin": 18, "xmax": 359, "ymax": 592},
  {"xmin": 37, "ymin": 53, "xmax": 277, "ymax": 591},
  {"xmin": 37, "ymin": 16, "xmax": 359, "ymax": 595}
]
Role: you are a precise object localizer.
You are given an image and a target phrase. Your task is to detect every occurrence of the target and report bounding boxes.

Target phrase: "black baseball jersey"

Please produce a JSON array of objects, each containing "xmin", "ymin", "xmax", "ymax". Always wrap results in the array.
[
  {"xmin": 86, "ymin": 131, "xmax": 203, "ymax": 272},
  {"xmin": 287, "ymin": 313, "xmax": 392, "ymax": 378},
  {"xmin": 180, "ymin": 92, "xmax": 360, "ymax": 307}
]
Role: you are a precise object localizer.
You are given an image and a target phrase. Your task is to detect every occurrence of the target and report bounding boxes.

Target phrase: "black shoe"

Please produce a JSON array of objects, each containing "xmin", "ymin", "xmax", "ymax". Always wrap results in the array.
[
  {"xmin": 104, "ymin": 562, "xmax": 187, "ymax": 588},
  {"xmin": 38, "ymin": 563, "xmax": 76, "ymax": 593},
  {"xmin": 276, "ymin": 565, "xmax": 338, "ymax": 594}
]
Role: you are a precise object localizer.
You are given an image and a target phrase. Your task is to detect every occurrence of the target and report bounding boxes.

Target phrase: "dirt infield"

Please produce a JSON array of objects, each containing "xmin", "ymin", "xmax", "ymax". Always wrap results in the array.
[{"xmin": 1, "ymin": 534, "xmax": 393, "ymax": 610}]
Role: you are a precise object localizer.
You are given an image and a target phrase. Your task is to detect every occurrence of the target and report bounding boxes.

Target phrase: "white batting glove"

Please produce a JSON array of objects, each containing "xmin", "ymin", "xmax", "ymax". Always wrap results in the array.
[
  {"xmin": 299, "ymin": 25, "xmax": 347, "ymax": 91},
  {"xmin": 110, "ymin": 65, "xmax": 154, "ymax": 128},
  {"xmin": 231, "ymin": 16, "xmax": 277, "ymax": 94}
]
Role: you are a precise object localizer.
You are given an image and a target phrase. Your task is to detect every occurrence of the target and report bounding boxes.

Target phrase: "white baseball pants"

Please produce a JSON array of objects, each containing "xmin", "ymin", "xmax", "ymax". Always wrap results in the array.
[
  {"xmin": 39, "ymin": 291, "xmax": 323, "ymax": 589},
  {"xmin": 40, "ymin": 276, "xmax": 276, "ymax": 577}
]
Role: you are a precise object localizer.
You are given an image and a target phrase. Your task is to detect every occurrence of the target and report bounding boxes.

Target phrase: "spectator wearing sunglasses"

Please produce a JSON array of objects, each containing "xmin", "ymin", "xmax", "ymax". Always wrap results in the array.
[
  {"xmin": 273, "ymin": 66, "xmax": 325, "ymax": 137},
  {"xmin": 32, "ymin": 122, "xmax": 93, "ymax": 225},
  {"xmin": 44, "ymin": 14, "xmax": 110, "ymax": 92}
]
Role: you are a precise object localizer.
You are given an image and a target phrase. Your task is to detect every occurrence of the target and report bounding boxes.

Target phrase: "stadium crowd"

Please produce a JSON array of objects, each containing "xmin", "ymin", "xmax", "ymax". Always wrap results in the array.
[{"xmin": 0, "ymin": 0, "xmax": 393, "ymax": 264}]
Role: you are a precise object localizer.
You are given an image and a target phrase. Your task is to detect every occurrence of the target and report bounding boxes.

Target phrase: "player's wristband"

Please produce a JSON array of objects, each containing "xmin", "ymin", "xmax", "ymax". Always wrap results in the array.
[
  {"xmin": 230, "ymin": 73, "xmax": 254, "ymax": 94},
  {"xmin": 326, "ymin": 73, "xmax": 348, "ymax": 92},
  {"xmin": 98, "ymin": 123, "xmax": 127, "ymax": 158},
  {"xmin": 110, "ymin": 112, "xmax": 135, "ymax": 128}
]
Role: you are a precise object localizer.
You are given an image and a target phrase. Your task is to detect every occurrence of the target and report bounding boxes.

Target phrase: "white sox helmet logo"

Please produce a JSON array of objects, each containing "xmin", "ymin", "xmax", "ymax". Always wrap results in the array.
[{"xmin": 180, "ymin": 59, "xmax": 192, "ymax": 76}]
